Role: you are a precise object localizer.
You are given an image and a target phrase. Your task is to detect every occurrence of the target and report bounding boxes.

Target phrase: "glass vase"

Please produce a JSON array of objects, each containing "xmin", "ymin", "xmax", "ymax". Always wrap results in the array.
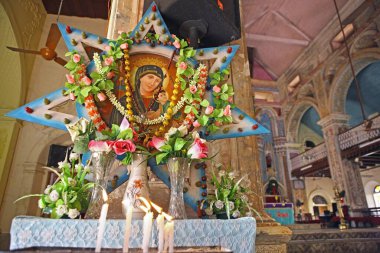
[
  {"xmin": 167, "ymin": 157, "xmax": 189, "ymax": 219},
  {"xmin": 85, "ymin": 151, "xmax": 115, "ymax": 219},
  {"xmin": 122, "ymin": 153, "xmax": 150, "ymax": 219}
]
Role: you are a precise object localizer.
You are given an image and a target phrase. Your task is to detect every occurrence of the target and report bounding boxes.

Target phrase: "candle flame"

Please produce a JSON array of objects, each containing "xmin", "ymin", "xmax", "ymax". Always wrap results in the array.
[
  {"xmin": 162, "ymin": 212, "xmax": 173, "ymax": 221},
  {"xmin": 138, "ymin": 197, "xmax": 151, "ymax": 210},
  {"xmin": 150, "ymin": 201, "xmax": 162, "ymax": 214},
  {"xmin": 102, "ymin": 189, "xmax": 108, "ymax": 202}
]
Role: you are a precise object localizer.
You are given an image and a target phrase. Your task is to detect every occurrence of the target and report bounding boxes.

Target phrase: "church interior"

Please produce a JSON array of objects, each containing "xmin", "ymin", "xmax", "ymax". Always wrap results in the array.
[{"xmin": 1, "ymin": 0, "xmax": 380, "ymax": 252}]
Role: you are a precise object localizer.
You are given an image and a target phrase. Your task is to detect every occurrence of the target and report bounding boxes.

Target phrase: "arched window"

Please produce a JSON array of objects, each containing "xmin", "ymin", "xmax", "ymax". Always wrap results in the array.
[
  {"xmin": 305, "ymin": 140, "xmax": 316, "ymax": 148},
  {"xmin": 312, "ymin": 195, "xmax": 327, "ymax": 205}
]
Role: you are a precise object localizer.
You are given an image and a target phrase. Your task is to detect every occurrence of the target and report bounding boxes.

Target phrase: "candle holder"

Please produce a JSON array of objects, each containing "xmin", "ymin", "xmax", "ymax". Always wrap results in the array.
[{"xmin": 167, "ymin": 157, "xmax": 189, "ymax": 219}]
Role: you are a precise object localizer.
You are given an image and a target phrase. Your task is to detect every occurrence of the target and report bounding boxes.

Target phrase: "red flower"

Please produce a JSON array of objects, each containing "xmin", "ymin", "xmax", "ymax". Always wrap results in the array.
[
  {"xmin": 112, "ymin": 140, "xmax": 136, "ymax": 155},
  {"xmin": 187, "ymin": 138, "xmax": 208, "ymax": 159}
]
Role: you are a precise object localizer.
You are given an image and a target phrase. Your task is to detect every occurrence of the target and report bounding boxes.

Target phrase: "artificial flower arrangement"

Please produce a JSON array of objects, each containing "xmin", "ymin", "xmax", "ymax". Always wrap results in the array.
[
  {"xmin": 67, "ymin": 117, "xmax": 138, "ymax": 165},
  {"xmin": 149, "ymin": 125, "xmax": 208, "ymax": 164},
  {"xmin": 63, "ymin": 30, "xmax": 235, "ymax": 138},
  {"xmin": 202, "ymin": 166, "xmax": 261, "ymax": 220},
  {"xmin": 15, "ymin": 154, "xmax": 93, "ymax": 219}
]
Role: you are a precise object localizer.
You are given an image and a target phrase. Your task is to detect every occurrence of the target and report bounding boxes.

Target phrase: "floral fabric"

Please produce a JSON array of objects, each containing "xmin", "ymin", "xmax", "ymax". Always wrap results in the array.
[{"xmin": 10, "ymin": 216, "xmax": 256, "ymax": 253}]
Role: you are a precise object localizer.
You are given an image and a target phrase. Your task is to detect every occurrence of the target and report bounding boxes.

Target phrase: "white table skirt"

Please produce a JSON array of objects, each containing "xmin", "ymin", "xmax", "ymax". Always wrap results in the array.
[{"xmin": 10, "ymin": 216, "xmax": 256, "ymax": 253}]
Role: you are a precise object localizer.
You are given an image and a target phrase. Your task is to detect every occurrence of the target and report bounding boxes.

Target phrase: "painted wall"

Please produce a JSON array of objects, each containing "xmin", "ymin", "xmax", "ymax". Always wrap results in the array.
[
  {"xmin": 0, "ymin": 14, "xmax": 107, "ymax": 233},
  {"xmin": 361, "ymin": 166, "xmax": 380, "ymax": 208},
  {"xmin": 305, "ymin": 177, "xmax": 335, "ymax": 216}
]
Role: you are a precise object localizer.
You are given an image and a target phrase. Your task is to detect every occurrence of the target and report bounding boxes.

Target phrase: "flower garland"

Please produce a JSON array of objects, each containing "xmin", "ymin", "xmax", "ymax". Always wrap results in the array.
[{"xmin": 63, "ymin": 31, "xmax": 235, "ymax": 137}]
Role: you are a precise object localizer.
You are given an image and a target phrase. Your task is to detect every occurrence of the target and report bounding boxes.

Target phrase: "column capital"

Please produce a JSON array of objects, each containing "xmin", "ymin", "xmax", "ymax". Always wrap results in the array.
[{"xmin": 318, "ymin": 113, "xmax": 350, "ymax": 128}]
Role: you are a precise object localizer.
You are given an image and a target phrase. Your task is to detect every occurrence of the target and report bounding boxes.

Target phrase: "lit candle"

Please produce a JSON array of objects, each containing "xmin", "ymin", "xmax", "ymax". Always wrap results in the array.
[
  {"xmin": 162, "ymin": 212, "xmax": 174, "ymax": 253},
  {"xmin": 139, "ymin": 197, "xmax": 153, "ymax": 253},
  {"xmin": 95, "ymin": 189, "xmax": 109, "ymax": 253},
  {"xmin": 151, "ymin": 202, "xmax": 164, "ymax": 253},
  {"xmin": 122, "ymin": 200, "xmax": 133, "ymax": 253}
]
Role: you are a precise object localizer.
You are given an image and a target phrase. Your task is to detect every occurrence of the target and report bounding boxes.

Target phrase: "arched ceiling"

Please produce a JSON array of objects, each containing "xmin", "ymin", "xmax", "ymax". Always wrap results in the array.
[{"xmin": 241, "ymin": 0, "xmax": 347, "ymax": 80}]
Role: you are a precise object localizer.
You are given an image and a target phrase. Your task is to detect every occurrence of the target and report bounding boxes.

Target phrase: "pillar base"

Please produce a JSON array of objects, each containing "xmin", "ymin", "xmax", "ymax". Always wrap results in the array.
[{"xmin": 256, "ymin": 224, "xmax": 292, "ymax": 253}]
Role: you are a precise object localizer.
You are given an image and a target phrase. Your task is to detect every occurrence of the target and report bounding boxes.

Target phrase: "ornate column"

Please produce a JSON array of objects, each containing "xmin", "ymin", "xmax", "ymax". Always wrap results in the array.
[
  {"xmin": 273, "ymin": 136, "xmax": 292, "ymax": 201},
  {"xmin": 318, "ymin": 114, "xmax": 367, "ymax": 215}
]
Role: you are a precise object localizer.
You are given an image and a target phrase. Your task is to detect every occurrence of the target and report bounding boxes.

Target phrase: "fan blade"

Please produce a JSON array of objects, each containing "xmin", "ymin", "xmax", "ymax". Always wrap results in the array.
[
  {"xmin": 6, "ymin": 46, "xmax": 40, "ymax": 55},
  {"xmin": 45, "ymin": 24, "xmax": 61, "ymax": 51},
  {"xmin": 54, "ymin": 56, "xmax": 67, "ymax": 67}
]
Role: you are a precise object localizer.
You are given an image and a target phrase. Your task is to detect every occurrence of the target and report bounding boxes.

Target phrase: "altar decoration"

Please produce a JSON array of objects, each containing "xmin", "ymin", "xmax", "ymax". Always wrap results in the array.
[
  {"xmin": 11, "ymin": 216, "xmax": 256, "ymax": 252},
  {"xmin": 15, "ymin": 154, "xmax": 93, "ymax": 219},
  {"xmin": 6, "ymin": 2, "xmax": 270, "ymax": 216},
  {"xmin": 264, "ymin": 203, "xmax": 295, "ymax": 225},
  {"xmin": 202, "ymin": 167, "xmax": 260, "ymax": 220}
]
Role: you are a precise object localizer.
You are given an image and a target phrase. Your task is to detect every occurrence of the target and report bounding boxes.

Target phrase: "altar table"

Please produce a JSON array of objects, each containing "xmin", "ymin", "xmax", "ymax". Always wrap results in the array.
[
  {"xmin": 264, "ymin": 203, "xmax": 295, "ymax": 225},
  {"xmin": 10, "ymin": 216, "xmax": 256, "ymax": 253}
]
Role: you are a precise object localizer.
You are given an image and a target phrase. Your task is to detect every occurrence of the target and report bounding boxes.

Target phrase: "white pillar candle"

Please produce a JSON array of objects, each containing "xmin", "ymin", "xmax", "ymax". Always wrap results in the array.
[
  {"xmin": 142, "ymin": 210, "xmax": 153, "ymax": 253},
  {"xmin": 95, "ymin": 190, "xmax": 109, "ymax": 253},
  {"xmin": 167, "ymin": 220, "xmax": 174, "ymax": 253},
  {"xmin": 122, "ymin": 203, "xmax": 133, "ymax": 253},
  {"xmin": 156, "ymin": 214, "xmax": 165, "ymax": 253}
]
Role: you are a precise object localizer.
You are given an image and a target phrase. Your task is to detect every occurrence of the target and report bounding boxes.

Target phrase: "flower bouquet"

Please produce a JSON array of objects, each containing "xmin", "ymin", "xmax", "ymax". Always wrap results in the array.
[
  {"xmin": 15, "ymin": 154, "xmax": 93, "ymax": 219},
  {"xmin": 203, "ymin": 167, "xmax": 260, "ymax": 220}
]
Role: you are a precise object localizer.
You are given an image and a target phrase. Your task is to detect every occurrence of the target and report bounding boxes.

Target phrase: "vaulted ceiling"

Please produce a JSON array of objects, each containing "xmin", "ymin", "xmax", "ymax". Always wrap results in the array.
[{"xmin": 241, "ymin": 0, "xmax": 347, "ymax": 80}]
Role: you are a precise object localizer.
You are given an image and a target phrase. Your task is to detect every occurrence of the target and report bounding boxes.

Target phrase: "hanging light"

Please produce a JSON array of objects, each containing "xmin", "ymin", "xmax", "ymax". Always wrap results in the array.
[{"xmin": 333, "ymin": 0, "xmax": 372, "ymax": 130}]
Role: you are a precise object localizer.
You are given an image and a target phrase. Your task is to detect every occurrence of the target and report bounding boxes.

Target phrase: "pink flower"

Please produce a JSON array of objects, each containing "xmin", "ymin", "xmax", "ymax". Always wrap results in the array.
[
  {"xmin": 73, "ymin": 54, "xmax": 81, "ymax": 63},
  {"xmin": 104, "ymin": 57, "xmax": 114, "ymax": 66},
  {"xmin": 205, "ymin": 106, "xmax": 214, "ymax": 115},
  {"xmin": 97, "ymin": 92, "xmax": 107, "ymax": 101},
  {"xmin": 88, "ymin": 140, "xmax": 111, "ymax": 152},
  {"xmin": 173, "ymin": 40, "xmax": 181, "ymax": 49},
  {"xmin": 120, "ymin": 43, "xmax": 128, "ymax": 50},
  {"xmin": 193, "ymin": 120, "xmax": 201, "ymax": 128},
  {"xmin": 112, "ymin": 140, "xmax": 136, "ymax": 155},
  {"xmin": 66, "ymin": 74, "xmax": 75, "ymax": 84},
  {"xmin": 223, "ymin": 105, "xmax": 231, "ymax": 116},
  {"xmin": 105, "ymin": 45, "xmax": 111, "ymax": 51},
  {"xmin": 69, "ymin": 92, "xmax": 76, "ymax": 101},
  {"xmin": 107, "ymin": 71, "xmax": 115, "ymax": 79},
  {"xmin": 189, "ymin": 85, "xmax": 197, "ymax": 94},
  {"xmin": 187, "ymin": 138, "xmax": 208, "ymax": 159},
  {"xmin": 81, "ymin": 76, "xmax": 92, "ymax": 85},
  {"xmin": 215, "ymin": 121, "xmax": 222, "ymax": 126},
  {"xmin": 228, "ymin": 96, "xmax": 233, "ymax": 103},
  {"xmin": 120, "ymin": 117, "xmax": 130, "ymax": 131},
  {"xmin": 213, "ymin": 86, "xmax": 221, "ymax": 93},
  {"xmin": 179, "ymin": 62, "xmax": 187, "ymax": 70},
  {"xmin": 150, "ymin": 136, "xmax": 166, "ymax": 151}
]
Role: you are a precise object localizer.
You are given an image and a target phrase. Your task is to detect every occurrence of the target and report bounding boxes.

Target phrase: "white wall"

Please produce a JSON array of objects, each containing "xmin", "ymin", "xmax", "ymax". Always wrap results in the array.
[
  {"xmin": 361, "ymin": 166, "xmax": 380, "ymax": 208},
  {"xmin": 305, "ymin": 177, "xmax": 335, "ymax": 215}
]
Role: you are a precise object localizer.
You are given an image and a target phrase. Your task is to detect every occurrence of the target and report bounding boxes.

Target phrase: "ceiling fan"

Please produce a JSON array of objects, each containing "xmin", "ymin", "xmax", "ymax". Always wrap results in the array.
[{"xmin": 7, "ymin": 23, "xmax": 67, "ymax": 66}]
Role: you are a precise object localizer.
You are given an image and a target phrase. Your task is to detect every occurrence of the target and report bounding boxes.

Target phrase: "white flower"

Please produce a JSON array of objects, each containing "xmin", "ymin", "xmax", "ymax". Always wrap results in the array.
[
  {"xmin": 56, "ymin": 204, "xmax": 68, "ymax": 216},
  {"xmin": 218, "ymin": 170, "xmax": 226, "ymax": 177},
  {"xmin": 232, "ymin": 210, "xmax": 241, "ymax": 218},
  {"xmin": 246, "ymin": 211, "xmax": 253, "ymax": 217},
  {"xmin": 229, "ymin": 201, "xmax": 235, "ymax": 210},
  {"xmin": 167, "ymin": 127, "xmax": 177, "ymax": 138},
  {"xmin": 241, "ymin": 195, "xmax": 248, "ymax": 202},
  {"xmin": 205, "ymin": 207, "xmax": 213, "ymax": 216},
  {"xmin": 84, "ymin": 165, "xmax": 91, "ymax": 173},
  {"xmin": 44, "ymin": 185, "xmax": 52, "ymax": 194},
  {"xmin": 49, "ymin": 190, "xmax": 59, "ymax": 202},
  {"xmin": 58, "ymin": 161, "xmax": 70, "ymax": 169},
  {"xmin": 215, "ymin": 200, "xmax": 224, "ymax": 209},
  {"xmin": 228, "ymin": 172, "xmax": 235, "ymax": 179},
  {"xmin": 69, "ymin": 152, "xmax": 79, "ymax": 161},
  {"xmin": 68, "ymin": 178, "xmax": 77, "ymax": 187},
  {"xmin": 192, "ymin": 131, "xmax": 200, "ymax": 140},
  {"xmin": 178, "ymin": 125, "xmax": 188, "ymax": 137},
  {"xmin": 38, "ymin": 199, "xmax": 45, "ymax": 209},
  {"xmin": 68, "ymin": 208, "xmax": 80, "ymax": 219},
  {"xmin": 74, "ymin": 164, "xmax": 83, "ymax": 172}
]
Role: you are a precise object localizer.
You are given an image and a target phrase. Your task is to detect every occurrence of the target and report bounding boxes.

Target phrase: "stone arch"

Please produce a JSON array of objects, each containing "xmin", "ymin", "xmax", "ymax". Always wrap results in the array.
[
  {"xmin": 256, "ymin": 106, "xmax": 279, "ymax": 137},
  {"xmin": 329, "ymin": 48, "xmax": 380, "ymax": 114},
  {"xmin": 364, "ymin": 180, "xmax": 380, "ymax": 208},
  {"xmin": 307, "ymin": 188, "xmax": 334, "ymax": 216},
  {"xmin": 285, "ymin": 98, "xmax": 321, "ymax": 143}
]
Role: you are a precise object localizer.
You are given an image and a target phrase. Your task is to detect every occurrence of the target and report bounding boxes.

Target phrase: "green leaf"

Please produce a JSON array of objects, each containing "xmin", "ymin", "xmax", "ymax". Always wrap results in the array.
[
  {"xmin": 198, "ymin": 115, "xmax": 209, "ymax": 126},
  {"xmin": 80, "ymin": 86, "xmax": 92, "ymax": 97},
  {"xmin": 156, "ymin": 152, "xmax": 169, "ymax": 164},
  {"xmin": 64, "ymin": 61, "xmax": 76, "ymax": 70},
  {"xmin": 174, "ymin": 138, "xmax": 187, "ymax": 151},
  {"xmin": 220, "ymin": 94, "xmax": 228, "ymax": 101},
  {"xmin": 184, "ymin": 105, "xmax": 192, "ymax": 114},
  {"xmin": 105, "ymin": 80, "xmax": 114, "ymax": 90},
  {"xmin": 200, "ymin": 99, "xmax": 209, "ymax": 107},
  {"xmin": 222, "ymin": 83, "xmax": 228, "ymax": 93},
  {"xmin": 117, "ymin": 128, "xmax": 133, "ymax": 140},
  {"xmin": 160, "ymin": 144, "xmax": 172, "ymax": 152}
]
